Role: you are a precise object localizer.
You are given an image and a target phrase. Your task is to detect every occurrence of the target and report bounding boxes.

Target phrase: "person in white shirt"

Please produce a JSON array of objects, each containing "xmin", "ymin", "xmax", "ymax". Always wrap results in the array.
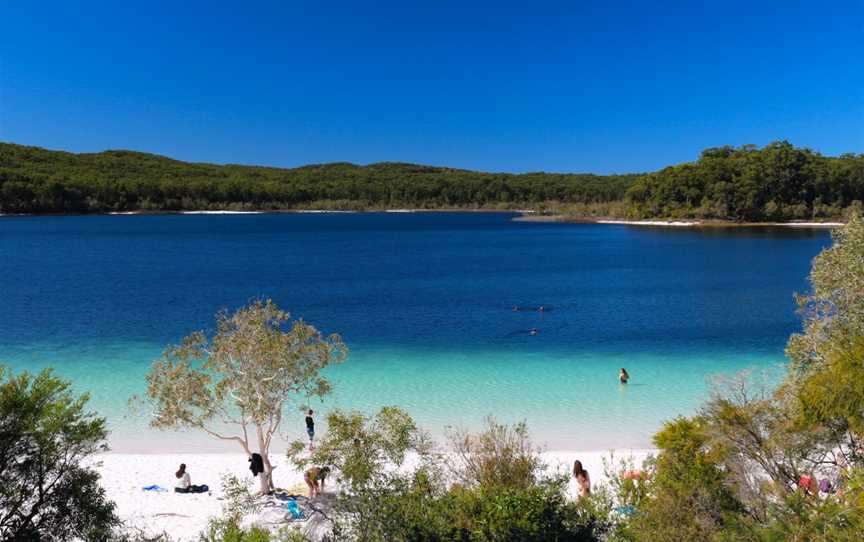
[
  {"xmin": 174, "ymin": 462, "xmax": 210, "ymax": 494},
  {"xmin": 175, "ymin": 463, "xmax": 192, "ymax": 493}
]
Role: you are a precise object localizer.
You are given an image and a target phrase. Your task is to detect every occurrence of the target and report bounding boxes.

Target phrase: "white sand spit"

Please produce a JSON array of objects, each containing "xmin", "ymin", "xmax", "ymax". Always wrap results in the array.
[{"xmin": 180, "ymin": 210, "xmax": 263, "ymax": 215}]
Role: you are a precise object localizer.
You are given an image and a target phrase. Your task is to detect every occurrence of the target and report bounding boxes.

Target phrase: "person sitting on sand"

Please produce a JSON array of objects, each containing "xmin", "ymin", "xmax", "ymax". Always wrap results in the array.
[
  {"xmin": 304, "ymin": 466, "xmax": 331, "ymax": 498},
  {"xmin": 619, "ymin": 368, "xmax": 629, "ymax": 384},
  {"xmin": 573, "ymin": 460, "xmax": 591, "ymax": 498},
  {"xmin": 174, "ymin": 463, "xmax": 208, "ymax": 494}
]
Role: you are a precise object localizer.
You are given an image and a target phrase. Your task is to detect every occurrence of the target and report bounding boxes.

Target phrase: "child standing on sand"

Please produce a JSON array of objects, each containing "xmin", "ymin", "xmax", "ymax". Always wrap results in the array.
[{"xmin": 305, "ymin": 409, "xmax": 315, "ymax": 450}]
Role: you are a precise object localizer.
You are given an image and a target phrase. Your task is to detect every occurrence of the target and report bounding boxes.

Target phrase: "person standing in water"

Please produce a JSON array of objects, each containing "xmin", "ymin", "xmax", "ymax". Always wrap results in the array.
[
  {"xmin": 619, "ymin": 368, "xmax": 630, "ymax": 384},
  {"xmin": 305, "ymin": 409, "xmax": 315, "ymax": 450}
]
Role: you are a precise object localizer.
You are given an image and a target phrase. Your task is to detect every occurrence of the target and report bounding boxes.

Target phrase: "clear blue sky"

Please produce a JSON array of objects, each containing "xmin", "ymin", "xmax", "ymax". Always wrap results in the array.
[{"xmin": 1, "ymin": 0, "xmax": 862, "ymax": 173}]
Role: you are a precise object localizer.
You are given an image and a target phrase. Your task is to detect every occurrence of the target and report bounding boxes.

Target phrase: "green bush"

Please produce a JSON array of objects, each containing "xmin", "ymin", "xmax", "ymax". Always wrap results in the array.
[{"xmin": 0, "ymin": 366, "xmax": 119, "ymax": 541}]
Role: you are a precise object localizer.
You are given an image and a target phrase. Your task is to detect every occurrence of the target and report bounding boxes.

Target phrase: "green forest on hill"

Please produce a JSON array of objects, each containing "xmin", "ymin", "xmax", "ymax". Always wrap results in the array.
[{"xmin": 1, "ymin": 141, "xmax": 862, "ymax": 220}]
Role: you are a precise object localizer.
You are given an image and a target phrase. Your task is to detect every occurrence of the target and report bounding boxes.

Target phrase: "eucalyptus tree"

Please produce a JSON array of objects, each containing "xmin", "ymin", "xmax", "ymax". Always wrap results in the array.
[
  {"xmin": 786, "ymin": 213, "xmax": 864, "ymax": 375},
  {"xmin": 139, "ymin": 299, "xmax": 347, "ymax": 494}
]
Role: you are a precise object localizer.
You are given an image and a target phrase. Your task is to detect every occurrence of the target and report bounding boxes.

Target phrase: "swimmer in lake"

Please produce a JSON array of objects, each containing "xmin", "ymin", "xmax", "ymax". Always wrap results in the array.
[
  {"xmin": 529, "ymin": 328, "xmax": 539, "ymax": 336},
  {"xmin": 619, "ymin": 368, "xmax": 629, "ymax": 384}
]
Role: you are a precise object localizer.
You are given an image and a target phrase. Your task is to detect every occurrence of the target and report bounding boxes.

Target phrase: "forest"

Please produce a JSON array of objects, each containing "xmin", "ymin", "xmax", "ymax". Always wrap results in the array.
[{"xmin": 1, "ymin": 141, "xmax": 862, "ymax": 220}]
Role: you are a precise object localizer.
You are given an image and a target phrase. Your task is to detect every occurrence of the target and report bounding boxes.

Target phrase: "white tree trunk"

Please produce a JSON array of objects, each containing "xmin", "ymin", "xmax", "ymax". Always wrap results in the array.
[{"xmin": 256, "ymin": 425, "xmax": 273, "ymax": 494}]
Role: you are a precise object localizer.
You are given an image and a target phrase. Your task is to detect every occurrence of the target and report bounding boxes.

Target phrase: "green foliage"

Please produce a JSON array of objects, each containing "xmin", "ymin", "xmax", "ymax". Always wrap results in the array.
[
  {"xmin": 797, "ymin": 339, "xmax": 864, "ymax": 438},
  {"xmin": 448, "ymin": 417, "xmax": 544, "ymax": 490},
  {"xmin": 338, "ymin": 479, "xmax": 603, "ymax": 542},
  {"xmin": 309, "ymin": 414, "xmax": 607, "ymax": 541},
  {"xmin": 786, "ymin": 213, "xmax": 864, "ymax": 375},
  {"xmin": 220, "ymin": 473, "xmax": 263, "ymax": 522},
  {"xmin": 625, "ymin": 142, "xmax": 864, "ymax": 220},
  {"xmin": 623, "ymin": 417, "xmax": 745, "ymax": 542},
  {"xmin": 0, "ymin": 366, "xmax": 119, "ymax": 541},
  {"xmin": 288, "ymin": 406, "xmax": 431, "ymax": 492},
  {"xmin": 0, "ymin": 143, "xmax": 636, "ymax": 213},
  {"xmin": 198, "ymin": 517, "xmax": 310, "ymax": 542},
  {"xmin": 139, "ymin": 299, "xmax": 347, "ymax": 493}
]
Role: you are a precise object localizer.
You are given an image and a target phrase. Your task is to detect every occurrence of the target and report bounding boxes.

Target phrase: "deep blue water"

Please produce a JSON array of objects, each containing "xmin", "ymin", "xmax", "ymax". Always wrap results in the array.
[{"xmin": 0, "ymin": 213, "xmax": 832, "ymax": 450}]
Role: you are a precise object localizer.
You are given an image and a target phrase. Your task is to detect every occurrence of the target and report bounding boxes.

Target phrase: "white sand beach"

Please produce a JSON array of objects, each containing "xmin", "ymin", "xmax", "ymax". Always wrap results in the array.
[
  {"xmin": 597, "ymin": 219, "xmax": 844, "ymax": 227},
  {"xmin": 180, "ymin": 210, "xmax": 264, "ymax": 215},
  {"xmin": 597, "ymin": 219, "xmax": 700, "ymax": 226},
  {"xmin": 97, "ymin": 448, "xmax": 654, "ymax": 541}
]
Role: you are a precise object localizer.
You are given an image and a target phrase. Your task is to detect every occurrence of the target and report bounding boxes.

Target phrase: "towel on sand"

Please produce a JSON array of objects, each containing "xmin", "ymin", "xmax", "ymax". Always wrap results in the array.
[{"xmin": 142, "ymin": 485, "xmax": 168, "ymax": 492}]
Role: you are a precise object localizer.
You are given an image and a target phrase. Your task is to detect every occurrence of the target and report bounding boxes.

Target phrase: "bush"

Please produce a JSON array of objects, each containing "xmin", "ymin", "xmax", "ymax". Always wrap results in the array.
[{"xmin": 0, "ymin": 366, "xmax": 119, "ymax": 541}]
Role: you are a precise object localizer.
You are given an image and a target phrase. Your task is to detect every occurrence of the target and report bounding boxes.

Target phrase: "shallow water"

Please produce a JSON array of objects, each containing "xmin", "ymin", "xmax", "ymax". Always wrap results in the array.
[{"xmin": 0, "ymin": 213, "xmax": 831, "ymax": 451}]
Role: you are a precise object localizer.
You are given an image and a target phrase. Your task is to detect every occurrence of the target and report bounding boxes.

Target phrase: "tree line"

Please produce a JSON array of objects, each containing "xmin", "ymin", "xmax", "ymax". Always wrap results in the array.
[
  {"xmin": 0, "ymin": 143, "xmax": 634, "ymax": 214},
  {"xmin": 626, "ymin": 141, "xmax": 864, "ymax": 221},
  {"xmin": 1, "ymin": 141, "xmax": 862, "ymax": 220}
]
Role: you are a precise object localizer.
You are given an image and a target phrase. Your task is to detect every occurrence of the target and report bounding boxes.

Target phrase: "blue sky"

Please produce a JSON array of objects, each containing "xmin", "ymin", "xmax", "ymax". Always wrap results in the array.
[{"xmin": 1, "ymin": 0, "xmax": 862, "ymax": 173}]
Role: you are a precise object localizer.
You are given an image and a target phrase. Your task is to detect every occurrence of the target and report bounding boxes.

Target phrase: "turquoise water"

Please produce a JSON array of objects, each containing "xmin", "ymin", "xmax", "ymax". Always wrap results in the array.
[{"xmin": 0, "ymin": 213, "xmax": 830, "ymax": 451}]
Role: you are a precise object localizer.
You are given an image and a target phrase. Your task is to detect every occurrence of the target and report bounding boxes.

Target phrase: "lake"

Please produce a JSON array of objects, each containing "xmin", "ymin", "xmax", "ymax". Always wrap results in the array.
[{"xmin": 0, "ymin": 212, "xmax": 832, "ymax": 451}]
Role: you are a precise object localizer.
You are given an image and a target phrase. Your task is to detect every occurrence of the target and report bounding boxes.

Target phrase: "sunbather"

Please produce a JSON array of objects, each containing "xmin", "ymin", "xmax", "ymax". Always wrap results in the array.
[{"xmin": 174, "ymin": 463, "xmax": 208, "ymax": 494}]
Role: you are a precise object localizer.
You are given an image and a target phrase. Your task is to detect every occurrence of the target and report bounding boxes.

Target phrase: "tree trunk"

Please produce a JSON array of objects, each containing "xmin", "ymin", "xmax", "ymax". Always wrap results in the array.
[
  {"xmin": 259, "ymin": 454, "xmax": 274, "ymax": 494},
  {"xmin": 256, "ymin": 425, "xmax": 274, "ymax": 494}
]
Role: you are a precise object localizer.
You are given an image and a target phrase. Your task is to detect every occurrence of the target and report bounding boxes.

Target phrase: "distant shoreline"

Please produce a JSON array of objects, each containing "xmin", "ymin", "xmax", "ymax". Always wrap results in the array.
[
  {"xmin": 0, "ymin": 208, "xmax": 524, "ymax": 218},
  {"xmin": 513, "ymin": 213, "xmax": 844, "ymax": 228},
  {"xmin": 0, "ymin": 208, "xmax": 845, "ymax": 227}
]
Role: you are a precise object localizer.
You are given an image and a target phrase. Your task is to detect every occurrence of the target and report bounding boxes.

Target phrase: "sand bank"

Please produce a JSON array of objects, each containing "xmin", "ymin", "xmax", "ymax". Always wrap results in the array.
[{"xmin": 515, "ymin": 214, "xmax": 843, "ymax": 227}]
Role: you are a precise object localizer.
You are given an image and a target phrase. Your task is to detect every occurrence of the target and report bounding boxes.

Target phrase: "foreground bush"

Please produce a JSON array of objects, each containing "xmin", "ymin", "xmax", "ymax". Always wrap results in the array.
[{"xmin": 0, "ymin": 366, "xmax": 119, "ymax": 541}]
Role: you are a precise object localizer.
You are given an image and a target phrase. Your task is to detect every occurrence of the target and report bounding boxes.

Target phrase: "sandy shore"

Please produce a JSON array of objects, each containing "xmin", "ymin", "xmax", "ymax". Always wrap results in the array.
[
  {"xmin": 97, "ymin": 448, "xmax": 653, "ymax": 540},
  {"xmin": 515, "ymin": 214, "xmax": 844, "ymax": 227}
]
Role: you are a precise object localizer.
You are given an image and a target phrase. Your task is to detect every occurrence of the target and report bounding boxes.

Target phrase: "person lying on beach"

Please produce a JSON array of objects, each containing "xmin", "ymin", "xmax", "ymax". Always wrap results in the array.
[
  {"xmin": 174, "ymin": 463, "xmax": 208, "ymax": 494},
  {"xmin": 573, "ymin": 460, "xmax": 591, "ymax": 498},
  {"xmin": 619, "ymin": 368, "xmax": 629, "ymax": 384},
  {"xmin": 304, "ymin": 466, "xmax": 331, "ymax": 498}
]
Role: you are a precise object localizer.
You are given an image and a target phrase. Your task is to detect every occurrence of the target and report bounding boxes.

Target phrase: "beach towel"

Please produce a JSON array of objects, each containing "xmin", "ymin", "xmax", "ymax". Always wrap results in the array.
[
  {"xmin": 142, "ymin": 485, "xmax": 168, "ymax": 492},
  {"xmin": 287, "ymin": 499, "xmax": 303, "ymax": 519}
]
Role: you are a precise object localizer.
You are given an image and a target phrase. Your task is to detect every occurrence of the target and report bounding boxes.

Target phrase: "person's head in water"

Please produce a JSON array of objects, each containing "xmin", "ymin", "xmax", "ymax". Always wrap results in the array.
[
  {"xmin": 175, "ymin": 463, "xmax": 186, "ymax": 478},
  {"xmin": 529, "ymin": 328, "xmax": 539, "ymax": 336}
]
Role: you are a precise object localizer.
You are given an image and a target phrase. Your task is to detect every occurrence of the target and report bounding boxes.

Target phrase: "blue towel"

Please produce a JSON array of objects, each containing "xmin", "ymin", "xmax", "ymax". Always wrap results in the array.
[
  {"xmin": 143, "ymin": 485, "xmax": 167, "ymax": 492},
  {"xmin": 286, "ymin": 499, "xmax": 303, "ymax": 519}
]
